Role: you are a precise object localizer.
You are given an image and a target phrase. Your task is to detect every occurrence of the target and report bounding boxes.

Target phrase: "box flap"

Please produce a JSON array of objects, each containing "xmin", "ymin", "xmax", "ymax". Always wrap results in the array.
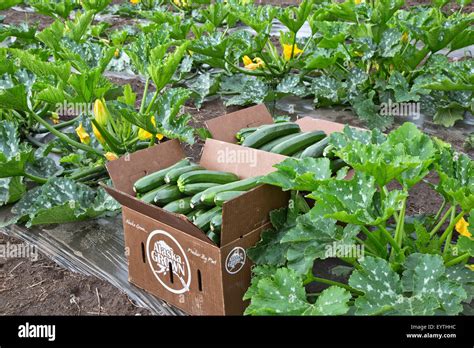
[
  {"xmin": 200, "ymin": 139, "xmax": 286, "ymax": 178},
  {"xmin": 220, "ymin": 185, "xmax": 290, "ymax": 246},
  {"xmin": 105, "ymin": 139, "xmax": 185, "ymax": 195},
  {"xmin": 205, "ymin": 104, "xmax": 273, "ymax": 143},
  {"xmin": 101, "ymin": 184, "xmax": 213, "ymax": 244},
  {"xmin": 296, "ymin": 116, "xmax": 346, "ymax": 134}
]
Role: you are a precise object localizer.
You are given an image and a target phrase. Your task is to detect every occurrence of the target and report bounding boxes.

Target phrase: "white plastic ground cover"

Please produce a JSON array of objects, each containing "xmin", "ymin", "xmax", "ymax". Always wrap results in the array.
[{"xmin": 0, "ymin": 207, "xmax": 184, "ymax": 316}]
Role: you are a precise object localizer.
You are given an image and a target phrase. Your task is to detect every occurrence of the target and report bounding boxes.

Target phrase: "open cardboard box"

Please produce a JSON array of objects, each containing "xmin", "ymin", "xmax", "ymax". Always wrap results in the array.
[
  {"xmin": 102, "ymin": 139, "xmax": 290, "ymax": 315},
  {"xmin": 205, "ymin": 104, "xmax": 347, "ymax": 144}
]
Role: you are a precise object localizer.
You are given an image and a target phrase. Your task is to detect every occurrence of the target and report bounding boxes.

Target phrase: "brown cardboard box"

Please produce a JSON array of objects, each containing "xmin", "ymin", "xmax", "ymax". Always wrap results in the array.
[
  {"xmin": 103, "ymin": 139, "xmax": 290, "ymax": 315},
  {"xmin": 205, "ymin": 103, "xmax": 346, "ymax": 143}
]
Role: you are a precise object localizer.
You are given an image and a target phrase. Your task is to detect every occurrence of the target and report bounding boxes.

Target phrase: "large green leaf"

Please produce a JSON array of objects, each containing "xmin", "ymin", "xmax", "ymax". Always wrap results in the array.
[
  {"xmin": 0, "ymin": 121, "xmax": 33, "ymax": 178},
  {"xmin": 0, "ymin": 177, "xmax": 25, "ymax": 205}
]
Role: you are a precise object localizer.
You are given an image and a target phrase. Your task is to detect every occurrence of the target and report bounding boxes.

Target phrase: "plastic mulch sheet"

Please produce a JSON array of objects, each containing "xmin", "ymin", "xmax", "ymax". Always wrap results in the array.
[{"xmin": 0, "ymin": 208, "xmax": 184, "ymax": 316}]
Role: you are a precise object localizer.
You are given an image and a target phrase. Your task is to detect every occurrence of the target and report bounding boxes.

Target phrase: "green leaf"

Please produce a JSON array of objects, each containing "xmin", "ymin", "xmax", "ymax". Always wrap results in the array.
[
  {"xmin": 378, "ymin": 28, "xmax": 404, "ymax": 58},
  {"xmin": 0, "ymin": 85, "xmax": 29, "ymax": 111},
  {"xmin": 0, "ymin": 121, "xmax": 33, "ymax": 178},
  {"xmin": 277, "ymin": 0, "xmax": 313, "ymax": 33},
  {"xmin": 457, "ymin": 236, "xmax": 474, "ymax": 257},
  {"xmin": 302, "ymin": 286, "xmax": 352, "ymax": 315},
  {"xmin": 387, "ymin": 72, "xmax": 421, "ymax": 102},
  {"xmin": 261, "ymin": 157, "xmax": 332, "ymax": 192},
  {"xmin": 433, "ymin": 102, "xmax": 466, "ymax": 127},
  {"xmin": 225, "ymin": 78, "xmax": 269, "ymax": 107},
  {"xmin": 0, "ymin": 177, "xmax": 25, "ymax": 205},
  {"xmin": 0, "ymin": 0, "xmax": 22, "ymax": 10}
]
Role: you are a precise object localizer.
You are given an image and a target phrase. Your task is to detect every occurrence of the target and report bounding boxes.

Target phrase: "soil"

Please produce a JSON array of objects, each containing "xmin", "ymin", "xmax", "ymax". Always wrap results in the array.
[{"xmin": 0, "ymin": 1, "xmax": 473, "ymax": 316}]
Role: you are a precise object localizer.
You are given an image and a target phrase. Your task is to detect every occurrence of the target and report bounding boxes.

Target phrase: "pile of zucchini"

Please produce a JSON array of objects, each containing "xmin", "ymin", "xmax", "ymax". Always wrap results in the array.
[{"xmin": 133, "ymin": 159, "xmax": 261, "ymax": 246}]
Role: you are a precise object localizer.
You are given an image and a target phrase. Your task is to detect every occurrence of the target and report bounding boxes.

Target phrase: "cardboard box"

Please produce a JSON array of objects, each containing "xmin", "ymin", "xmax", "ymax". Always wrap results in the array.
[
  {"xmin": 205, "ymin": 103, "xmax": 346, "ymax": 144},
  {"xmin": 103, "ymin": 139, "xmax": 290, "ymax": 315}
]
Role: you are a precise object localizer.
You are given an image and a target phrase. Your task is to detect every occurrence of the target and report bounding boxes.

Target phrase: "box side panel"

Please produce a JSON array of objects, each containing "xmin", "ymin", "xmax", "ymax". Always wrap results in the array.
[
  {"xmin": 296, "ymin": 117, "xmax": 346, "ymax": 134},
  {"xmin": 220, "ymin": 222, "xmax": 272, "ymax": 315},
  {"xmin": 106, "ymin": 139, "xmax": 185, "ymax": 195},
  {"xmin": 205, "ymin": 104, "xmax": 273, "ymax": 143},
  {"xmin": 123, "ymin": 207, "xmax": 225, "ymax": 315},
  {"xmin": 220, "ymin": 184, "xmax": 290, "ymax": 246}
]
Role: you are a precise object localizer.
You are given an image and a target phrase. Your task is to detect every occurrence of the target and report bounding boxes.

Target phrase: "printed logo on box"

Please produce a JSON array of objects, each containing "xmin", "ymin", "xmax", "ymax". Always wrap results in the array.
[
  {"xmin": 146, "ymin": 230, "xmax": 191, "ymax": 294},
  {"xmin": 225, "ymin": 247, "xmax": 246, "ymax": 274}
]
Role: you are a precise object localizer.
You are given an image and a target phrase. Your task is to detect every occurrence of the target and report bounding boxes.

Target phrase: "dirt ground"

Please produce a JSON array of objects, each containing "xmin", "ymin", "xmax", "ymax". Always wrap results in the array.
[{"xmin": 1, "ymin": 1, "xmax": 473, "ymax": 316}]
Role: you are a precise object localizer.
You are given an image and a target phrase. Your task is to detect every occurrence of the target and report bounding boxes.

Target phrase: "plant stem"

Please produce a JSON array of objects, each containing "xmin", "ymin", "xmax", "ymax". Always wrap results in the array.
[
  {"xmin": 30, "ymin": 112, "xmax": 104, "ymax": 156},
  {"xmin": 432, "ymin": 199, "xmax": 447, "ymax": 227},
  {"xmin": 139, "ymin": 77, "xmax": 150, "ymax": 114},
  {"xmin": 429, "ymin": 205, "xmax": 454, "ymax": 237},
  {"xmin": 68, "ymin": 165, "xmax": 106, "ymax": 180},
  {"xmin": 371, "ymin": 305, "xmax": 394, "ymax": 316},
  {"xmin": 445, "ymin": 253, "xmax": 469, "ymax": 267},
  {"xmin": 394, "ymin": 196, "xmax": 407, "ymax": 247},
  {"xmin": 360, "ymin": 226, "xmax": 387, "ymax": 257},
  {"xmin": 378, "ymin": 225, "xmax": 402, "ymax": 254},
  {"xmin": 442, "ymin": 207, "xmax": 456, "ymax": 257},
  {"xmin": 24, "ymin": 172, "xmax": 48, "ymax": 184},
  {"xmin": 35, "ymin": 116, "xmax": 81, "ymax": 134},
  {"xmin": 438, "ymin": 211, "xmax": 466, "ymax": 247},
  {"xmin": 340, "ymin": 257, "xmax": 362, "ymax": 271},
  {"xmin": 304, "ymin": 275, "xmax": 363, "ymax": 296}
]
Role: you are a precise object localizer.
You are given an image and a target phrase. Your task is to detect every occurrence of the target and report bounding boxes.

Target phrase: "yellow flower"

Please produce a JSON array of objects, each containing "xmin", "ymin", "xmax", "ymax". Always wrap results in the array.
[
  {"xmin": 104, "ymin": 152, "xmax": 119, "ymax": 161},
  {"xmin": 466, "ymin": 264, "xmax": 474, "ymax": 271},
  {"xmin": 130, "ymin": 0, "xmax": 140, "ymax": 4},
  {"xmin": 354, "ymin": 0, "xmax": 364, "ymax": 4},
  {"xmin": 93, "ymin": 99, "xmax": 110, "ymax": 126},
  {"xmin": 455, "ymin": 217, "xmax": 471, "ymax": 238},
  {"xmin": 243, "ymin": 56, "xmax": 265, "ymax": 70},
  {"xmin": 283, "ymin": 44, "xmax": 304, "ymax": 61},
  {"xmin": 137, "ymin": 117, "xmax": 164, "ymax": 141},
  {"xmin": 50, "ymin": 112, "xmax": 60, "ymax": 125},
  {"xmin": 401, "ymin": 32, "xmax": 409, "ymax": 43},
  {"xmin": 92, "ymin": 124, "xmax": 105, "ymax": 144},
  {"xmin": 75, "ymin": 123, "xmax": 90, "ymax": 145},
  {"xmin": 114, "ymin": 48, "xmax": 120, "ymax": 58}
]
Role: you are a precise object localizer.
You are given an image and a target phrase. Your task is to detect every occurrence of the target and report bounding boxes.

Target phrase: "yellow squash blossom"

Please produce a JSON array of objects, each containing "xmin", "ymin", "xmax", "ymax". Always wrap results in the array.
[
  {"xmin": 455, "ymin": 217, "xmax": 471, "ymax": 238},
  {"xmin": 401, "ymin": 32, "xmax": 409, "ymax": 43},
  {"xmin": 130, "ymin": 0, "xmax": 140, "ymax": 4},
  {"xmin": 50, "ymin": 112, "xmax": 60, "ymax": 125},
  {"xmin": 466, "ymin": 264, "xmax": 474, "ymax": 271},
  {"xmin": 93, "ymin": 99, "xmax": 110, "ymax": 126},
  {"xmin": 75, "ymin": 123, "xmax": 90, "ymax": 145},
  {"xmin": 283, "ymin": 44, "xmax": 304, "ymax": 61},
  {"xmin": 114, "ymin": 48, "xmax": 120, "ymax": 58},
  {"xmin": 104, "ymin": 152, "xmax": 119, "ymax": 161},
  {"xmin": 354, "ymin": 0, "xmax": 364, "ymax": 4},
  {"xmin": 243, "ymin": 56, "xmax": 265, "ymax": 70},
  {"xmin": 138, "ymin": 117, "xmax": 164, "ymax": 141},
  {"xmin": 92, "ymin": 124, "xmax": 105, "ymax": 144}
]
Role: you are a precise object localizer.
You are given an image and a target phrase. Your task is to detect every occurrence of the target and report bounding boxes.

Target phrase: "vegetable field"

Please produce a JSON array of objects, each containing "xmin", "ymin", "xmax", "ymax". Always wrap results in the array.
[{"xmin": 0, "ymin": 0, "xmax": 473, "ymax": 316}]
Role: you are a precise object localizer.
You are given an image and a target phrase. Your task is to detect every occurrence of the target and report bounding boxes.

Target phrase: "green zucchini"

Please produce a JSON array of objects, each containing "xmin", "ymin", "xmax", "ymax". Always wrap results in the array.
[
  {"xmin": 242, "ymin": 122, "xmax": 300, "ymax": 148},
  {"xmin": 139, "ymin": 185, "xmax": 166, "ymax": 204},
  {"xmin": 271, "ymin": 131, "xmax": 326, "ymax": 156},
  {"xmin": 293, "ymin": 149, "xmax": 304, "ymax": 158},
  {"xmin": 258, "ymin": 133, "xmax": 301, "ymax": 152},
  {"xmin": 206, "ymin": 231, "xmax": 220, "ymax": 245},
  {"xmin": 200, "ymin": 176, "xmax": 262, "ymax": 205},
  {"xmin": 214, "ymin": 190, "xmax": 245, "ymax": 207},
  {"xmin": 153, "ymin": 184, "xmax": 184, "ymax": 206},
  {"xmin": 164, "ymin": 164, "xmax": 203, "ymax": 184},
  {"xmin": 210, "ymin": 214, "xmax": 222, "ymax": 234},
  {"xmin": 299, "ymin": 137, "xmax": 330, "ymax": 159},
  {"xmin": 186, "ymin": 209, "xmax": 207, "ymax": 222},
  {"xmin": 330, "ymin": 158, "xmax": 347, "ymax": 173},
  {"xmin": 163, "ymin": 197, "xmax": 193, "ymax": 215},
  {"xmin": 177, "ymin": 170, "xmax": 239, "ymax": 192},
  {"xmin": 179, "ymin": 182, "xmax": 220, "ymax": 195},
  {"xmin": 190, "ymin": 191, "xmax": 211, "ymax": 209},
  {"xmin": 236, "ymin": 127, "xmax": 258, "ymax": 143},
  {"xmin": 194, "ymin": 206, "xmax": 222, "ymax": 231},
  {"xmin": 133, "ymin": 159, "xmax": 190, "ymax": 194}
]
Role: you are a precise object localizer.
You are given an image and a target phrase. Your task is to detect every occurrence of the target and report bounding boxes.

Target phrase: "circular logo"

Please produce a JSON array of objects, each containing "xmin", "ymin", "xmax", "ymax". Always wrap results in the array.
[
  {"xmin": 146, "ymin": 230, "xmax": 191, "ymax": 294},
  {"xmin": 225, "ymin": 247, "xmax": 246, "ymax": 274}
]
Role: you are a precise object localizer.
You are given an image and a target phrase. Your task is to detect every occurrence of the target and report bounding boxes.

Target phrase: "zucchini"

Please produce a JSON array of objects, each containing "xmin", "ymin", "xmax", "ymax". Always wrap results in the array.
[
  {"xmin": 300, "ymin": 137, "xmax": 330, "ymax": 159},
  {"xmin": 180, "ymin": 182, "xmax": 220, "ymax": 195},
  {"xmin": 186, "ymin": 209, "xmax": 206, "ymax": 222},
  {"xmin": 133, "ymin": 159, "xmax": 190, "ymax": 194},
  {"xmin": 242, "ymin": 122, "xmax": 300, "ymax": 148},
  {"xmin": 292, "ymin": 149, "xmax": 304, "ymax": 158},
  {"xmin": 190, "ymin": 191, "xmax": 211, "ymax": 209},
  {"xmin": 210, "ymin": 214, "xmax": 222, "ymax": 233},
  {"xmin": 258, "ymin": 133, "xmax": 301, "ymax": 152},
  {"xmin": 214, "ymin": 190, "xmax": 245, "ymax": 207},
  {"xmin": 139, "ymin": 185, "xmax": 166, "ymax": 204},
  {"xmin": 194, "ymin": 206, "xmax": 222, "ymax": 231},
  {"xmin": 164, "ymin": 164, "xmax": 203, "ymax": 184},
  {"xmin": 163, "ymin": 197, "xmax": 193, "ymax": 215},
  {"xmin": 236, "ymin": 127, "xmax": 258, "ymax": 143},
  {"xmin": 271, "ymin": 131, "xmax": 326, "ymax": 156},
  {"xmin": 153, "ymin": 184, "xmax": 184, "ymax": 206},
  {"xmin": 330, "ymin": 158, "xmax": 347, "ymax": 173},
  {"xmin": 200, "ymin": 176, "xmax": 262, "ymax": 205},
  {"xmin": 177, "ymin": 170, "xmax": 239, "ymax": 192},
  {"xmin": 206, "ymin": 231, "xmax": 220, "ymax": 245}
]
